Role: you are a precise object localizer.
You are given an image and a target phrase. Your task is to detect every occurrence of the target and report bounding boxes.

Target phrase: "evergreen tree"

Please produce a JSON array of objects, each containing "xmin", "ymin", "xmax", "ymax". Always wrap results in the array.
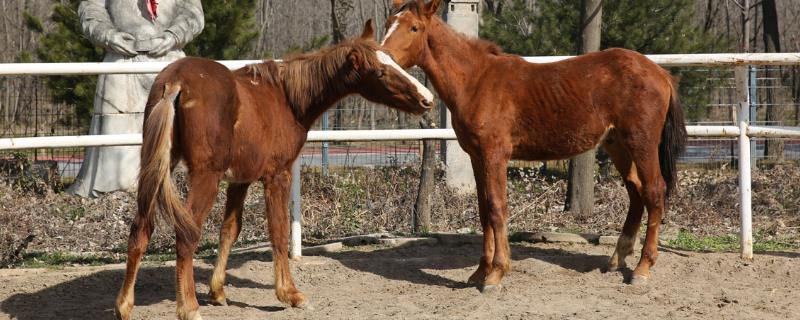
[
  {"xmin": 183, "ymin": 0, "xmax": 258, "ymax": 60},
  {"xmin": 481, "ymin": 0, "xmax": 731, "ymax": 121},
  {"xmin": 26, "ymin": 0, "xmax": 258, "ymax": 123},
  {"xmin": 26, "ymin": 1, "xmax": 103, "ymax": 124}
]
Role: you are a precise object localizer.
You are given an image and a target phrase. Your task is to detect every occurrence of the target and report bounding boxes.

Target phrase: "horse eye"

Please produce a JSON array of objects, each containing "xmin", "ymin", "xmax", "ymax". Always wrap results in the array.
[{"xmin": 411, "ymin": 26, "xmax": 418, "ymax": 32}]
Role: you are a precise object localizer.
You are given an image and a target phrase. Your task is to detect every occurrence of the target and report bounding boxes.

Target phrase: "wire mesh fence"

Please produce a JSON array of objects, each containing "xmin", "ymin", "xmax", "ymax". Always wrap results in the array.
[{"xmin": 1, "ymin": 66, "xmax": 800, "ymax": 183}]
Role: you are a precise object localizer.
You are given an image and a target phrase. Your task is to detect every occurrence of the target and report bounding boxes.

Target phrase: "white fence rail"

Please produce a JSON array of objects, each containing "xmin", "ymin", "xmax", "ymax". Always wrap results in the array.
[{"xmin": 3, "ymin": 52, "xmax": 800, "ymax": 258}]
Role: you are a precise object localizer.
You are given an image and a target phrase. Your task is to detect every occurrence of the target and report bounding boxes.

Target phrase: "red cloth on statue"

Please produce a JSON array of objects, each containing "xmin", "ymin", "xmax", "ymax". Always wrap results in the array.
[{"xmin": 146, "ymin": 0, "xmax": 158, "ymax": 20}]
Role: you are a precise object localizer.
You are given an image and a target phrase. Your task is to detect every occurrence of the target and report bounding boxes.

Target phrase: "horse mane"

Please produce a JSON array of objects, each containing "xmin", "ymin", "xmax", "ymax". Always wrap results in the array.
[
  {"xmin": 243, "ymin": 38, "xmax": 381, "ymax": 117},
  {"xmin": 392, "ymin": 0, "xmax": 504, "ymax": 56}
]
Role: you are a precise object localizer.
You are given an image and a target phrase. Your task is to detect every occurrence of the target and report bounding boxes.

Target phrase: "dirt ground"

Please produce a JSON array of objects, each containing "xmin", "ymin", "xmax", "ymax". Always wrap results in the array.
[{"xmin": 0, "ymin": 242, "xmax": 798, "ymax": 320}]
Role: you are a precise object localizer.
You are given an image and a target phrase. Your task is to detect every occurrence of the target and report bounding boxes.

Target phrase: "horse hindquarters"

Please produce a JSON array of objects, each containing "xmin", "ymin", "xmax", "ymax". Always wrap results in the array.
[
  {"xmin": 606, "ymin": 78, "xmax": 687, "ymax": 284},
  {"xmin": 116, "ymin": 82, "xmax": 199, "ymax": 320}
]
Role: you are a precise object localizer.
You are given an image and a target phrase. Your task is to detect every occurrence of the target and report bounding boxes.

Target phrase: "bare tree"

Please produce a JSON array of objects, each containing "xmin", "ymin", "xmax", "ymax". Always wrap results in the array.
[
  {"xmin": 413, "ymin": 112, "xmax": 436, "ymax": 233},
  {"xmin": 762, "ymin": 0, "xmax": 784, "ymax": 160}
]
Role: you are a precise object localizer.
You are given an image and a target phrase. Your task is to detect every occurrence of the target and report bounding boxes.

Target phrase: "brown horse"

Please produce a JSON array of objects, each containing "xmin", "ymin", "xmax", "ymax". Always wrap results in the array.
[
  {"xmin": 381, "ymin": 0, "xmax": 687, "ymax": 291},
  {"xmin": 114, "ymin": 21, "xmax": 434, "ymax": 320}
]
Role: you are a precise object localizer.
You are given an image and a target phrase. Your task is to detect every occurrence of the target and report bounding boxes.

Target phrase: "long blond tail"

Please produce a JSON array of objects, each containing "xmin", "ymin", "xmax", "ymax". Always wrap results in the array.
[{"xmin": 137, "ymin": 82, "xmax": 200, "ymax": 244}]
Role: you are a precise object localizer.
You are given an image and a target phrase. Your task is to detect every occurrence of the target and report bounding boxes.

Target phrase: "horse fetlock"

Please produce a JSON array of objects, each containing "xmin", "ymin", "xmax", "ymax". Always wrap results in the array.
[
  {"xmin": 276, "ymin": 287, "xmax": 307, "ymax": 308},
  {"xmin": 607, "ymin": 252, "xmax": 627, "ymax": 272},
  {"xmin": 177, "ymin": 308, "xmax": 203, "ymax": 320},
  {"xmin": 208, "ymin": 273, "xmax": 228, "ymax": 305},
  {"xmin": 114, "ymin": 304, "xmax": 132, "ymax": 320},
  {"xmin": 494, "ymin": 260, "xmax": 511, "ymax": 273},
  {"xmin": 631, "ymin": 263, "xmax": 652, "ymax": 286},
  {"xmin": 467, "ymin": 262, "xmax": 491, "ymax": 284},
  {"xmin": 484, "ymin": 267, "xmax": 506, "ymax": 287},
  {"xmin": 114, "ymin": 293, "xmax": 134, "ymax": 320},
  {"xmin": 207, "ymin": 289, "xmax": 228, "ymax": 306}
]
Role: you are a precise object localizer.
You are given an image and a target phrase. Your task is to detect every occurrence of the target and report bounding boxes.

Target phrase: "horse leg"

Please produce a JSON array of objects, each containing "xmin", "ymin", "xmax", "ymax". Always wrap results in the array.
[
  {"xmin": 473, "ymin": 152, "xmax": 511, "ymax": 292},
  {"xmin": 602, "ymin": 135, "xmax": 645, "ymax": 272},
  {"xmin": 208, "ymin": 183, "xmax": 250, "ymax": 306},
  {"xmin": 264, "ymin": 170, "xmax": 307, "ymax": 307},
  {"xmin": 176, "ymin": 172, "xmax": 221, "ymax": 320},
  {"xmin": 114, "ymin": 209, "xmax": 155, "ymax": 320},
  {"xmin": 467, "ymin": 156, "xmax": 496, "ymax": 286},
  {"xmin": 627, "ymin": 145, "xmax": 666, "ymax": 285}
]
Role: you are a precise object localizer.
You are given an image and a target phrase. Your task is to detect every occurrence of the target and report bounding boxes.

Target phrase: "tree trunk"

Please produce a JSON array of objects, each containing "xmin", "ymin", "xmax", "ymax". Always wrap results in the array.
[
  {"xmin": 762, "ymin": 0, "xmax": 784, "ymax": 161},
  {"xmin": 413, "ymin": 113, "xmax": 436, "ymax": 233},
  {"xmin": 330, "ymin": 0, "xmax": 353, "ymax": 131},
  {"xmin": 565, "ymin": 0, "xmax": 601, "ymax": 217}
]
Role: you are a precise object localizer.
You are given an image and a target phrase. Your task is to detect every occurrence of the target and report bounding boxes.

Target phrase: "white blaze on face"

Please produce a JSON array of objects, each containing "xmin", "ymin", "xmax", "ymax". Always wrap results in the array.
[
  {"xmin": 375, "ymin": 50, "xmax": 434, "ymax": 104},
  {"xmin": 381, "ymin": 12, "xmax": 406, "ymax": 46}
]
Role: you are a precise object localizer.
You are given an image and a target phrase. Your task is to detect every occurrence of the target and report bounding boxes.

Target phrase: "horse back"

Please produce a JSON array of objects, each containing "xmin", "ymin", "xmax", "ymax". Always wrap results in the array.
[
  {"xmin": 471, "ymin": 48, "xmax": 674, "ymax": 160},
  {"xmin": 148, "ymin": 57, "xmax": 240, "ymax": 172}
]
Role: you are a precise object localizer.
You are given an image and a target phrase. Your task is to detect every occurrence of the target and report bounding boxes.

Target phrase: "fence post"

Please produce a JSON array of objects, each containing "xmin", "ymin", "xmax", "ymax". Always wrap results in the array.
[
  {"xmin": 735, "ymin": 66, "xmax": 754, "ymax": 260},
  {"xmin": 441, "ymin": 0, "xmax": 479, "ymax": 194},
  {"xmin": 321, "ymin": 111, "xmax": 329, "ymax": 175},
  {"xmin": 748, "ymin": 66, "xmax": 758, "ymax": 169},
  {"xmin": 289, "ymin": 159, "xmax": 302, "ymax": 259}
]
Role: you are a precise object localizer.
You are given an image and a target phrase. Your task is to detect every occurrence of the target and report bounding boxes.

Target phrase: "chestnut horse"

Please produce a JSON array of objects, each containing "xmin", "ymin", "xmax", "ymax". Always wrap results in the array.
[
  {"xmin": 114, "ymin": 22, "xmax": 434, "ymax": 320},
  {"xmin": 381, "ymin": 0, "xmax": 687, "ymax": 291}
]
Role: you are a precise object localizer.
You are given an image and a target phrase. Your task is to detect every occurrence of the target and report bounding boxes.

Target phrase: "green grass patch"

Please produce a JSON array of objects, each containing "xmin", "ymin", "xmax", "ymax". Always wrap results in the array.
[
  {"xmin": 664, "ymin": 230, "xmax": 797, "ymax": 252},
  {"xmin": 16, "ymin": 252, "xmax": 121, "ymax": 269}
]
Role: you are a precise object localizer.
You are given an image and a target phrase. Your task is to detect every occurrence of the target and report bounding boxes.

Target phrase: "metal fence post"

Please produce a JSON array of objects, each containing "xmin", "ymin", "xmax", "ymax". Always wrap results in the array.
[
  {"xmin": 289, "ymin": 160, "xmax": 302, "ymax": 259},
  {"xmin": 748, "ymin": 67, "xmax": 758, "ymax": 169},
  {"xmin": 321, "ymin": 111, "xmax": 329, "ymax": 175},
  {"xmin": 735, "ymin": 66, "xmax": 754, "ymax": 260}
]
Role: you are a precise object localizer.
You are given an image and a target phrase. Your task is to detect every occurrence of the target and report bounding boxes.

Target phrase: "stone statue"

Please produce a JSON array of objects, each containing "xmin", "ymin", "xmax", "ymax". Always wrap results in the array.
[{"xmin": 69, "ymin": 0, "xmax": 204, "ymax": 197}]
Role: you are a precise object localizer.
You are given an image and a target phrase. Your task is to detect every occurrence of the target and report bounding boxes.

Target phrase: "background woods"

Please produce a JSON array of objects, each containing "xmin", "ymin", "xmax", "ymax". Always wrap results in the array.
[
  {"xmin": 4, "ymin": 0, "xmax": 800, "ymax": 130},
  {"xmin": 1, "ymin": 1, "xmax": 800, "ymax": 269}
]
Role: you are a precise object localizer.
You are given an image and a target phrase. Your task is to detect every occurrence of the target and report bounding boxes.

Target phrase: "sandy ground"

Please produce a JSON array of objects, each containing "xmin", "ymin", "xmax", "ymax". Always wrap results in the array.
[{"xmin": 0, "ymin": 242, "xmax": 798, "ymax": 320}]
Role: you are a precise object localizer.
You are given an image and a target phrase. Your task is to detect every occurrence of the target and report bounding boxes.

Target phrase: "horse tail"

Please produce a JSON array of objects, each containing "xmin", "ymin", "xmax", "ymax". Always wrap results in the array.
[
  {"xmin": 137, "ymin": 81, "xmax": 200, "ymax": 244},
  {"xmin": 659, "ymin": 79, "xmax": 688, "ymax": 200}
]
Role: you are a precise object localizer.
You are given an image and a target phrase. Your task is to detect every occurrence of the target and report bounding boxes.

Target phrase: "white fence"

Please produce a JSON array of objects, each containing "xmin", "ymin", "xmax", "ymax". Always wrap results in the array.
[{"xmin": 3, "ymin": 53, "xmax": 800, "ymax": 259}]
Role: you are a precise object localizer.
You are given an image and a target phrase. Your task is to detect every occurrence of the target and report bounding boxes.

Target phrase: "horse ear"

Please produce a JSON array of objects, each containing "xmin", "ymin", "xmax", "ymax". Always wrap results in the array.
[
  {"xmin": 392, "ymin": 0, "xmax": 404, "ymax": 9},
  {"xmin": 347, "ymin": 50, "xmax": 362, "ymax": 71},
  {"xmin": 425, "ymin": 0, "xmax": 442, "ymax": 18},
  {"xmin": 361, "ymin": 19, "xmax": 375, "ymax": 40}
]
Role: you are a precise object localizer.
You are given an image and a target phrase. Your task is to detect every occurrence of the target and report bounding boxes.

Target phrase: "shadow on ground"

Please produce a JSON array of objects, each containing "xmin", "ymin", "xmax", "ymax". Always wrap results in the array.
[
  {"xmin": 319, "ymin": 242, "xmax": 613, "ymax": 289},
  {"xmin": 0, "ymin": 263, "xmax": 271, "ymax": 320}
]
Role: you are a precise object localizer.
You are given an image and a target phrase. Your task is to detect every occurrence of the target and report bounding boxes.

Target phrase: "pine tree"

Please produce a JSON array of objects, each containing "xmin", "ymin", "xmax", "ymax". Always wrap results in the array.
[
  {"xmin": 26, "ymin": 0, "xmax": 103, "ymax": 124},
  {"xmin": 26, "ymin": 0, "xmax": 259, "ymax": 124},
  {"xmin": 481, "ymin": 0, "xmax": 731, "ymax": 121},
  {"xmin": 183, "ymin": 0, "xmax": 258, "ymax": 60}
]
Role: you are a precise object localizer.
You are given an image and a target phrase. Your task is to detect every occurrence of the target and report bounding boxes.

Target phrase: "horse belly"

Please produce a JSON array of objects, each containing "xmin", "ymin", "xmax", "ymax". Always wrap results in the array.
[{"xmin": 511, "ymin": 122, "xmax": 610, "ymax": 161}]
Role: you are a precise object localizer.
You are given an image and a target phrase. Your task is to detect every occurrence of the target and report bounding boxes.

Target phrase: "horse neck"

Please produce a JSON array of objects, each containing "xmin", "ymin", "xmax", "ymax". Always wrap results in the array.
[
  {"xmin": 420, "ymin": 17, "xmax": 487, "ymax": 114},
  {"xmin": 297, "ymin": 92, "xmax": 349, "ymax": 129},
  {"xmin": 279, "ymin": 62, "xmax": 356, "ymax": 129}
]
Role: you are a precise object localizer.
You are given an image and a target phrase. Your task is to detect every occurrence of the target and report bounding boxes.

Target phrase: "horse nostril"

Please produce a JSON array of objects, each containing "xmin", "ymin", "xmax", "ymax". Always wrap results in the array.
[{"xmin": 422, "ymin": 99, "xmax": 433, "ymax": 108}]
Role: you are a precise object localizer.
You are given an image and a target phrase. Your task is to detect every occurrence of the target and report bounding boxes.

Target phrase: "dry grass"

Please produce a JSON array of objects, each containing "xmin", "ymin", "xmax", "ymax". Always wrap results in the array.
[{"xmin": 1, "ymin": 162, "xmax": 799, "ymax": 267}]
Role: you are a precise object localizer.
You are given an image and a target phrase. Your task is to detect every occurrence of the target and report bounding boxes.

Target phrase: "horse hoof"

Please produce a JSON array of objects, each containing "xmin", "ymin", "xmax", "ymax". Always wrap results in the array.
[
  {"xmin": 607, "ymin": 258, "xmax": 626, "ymax": 272},
  {"xmin": 288, "ymin": 292, "xmax": 309, "ymax": 309},
  {"xmin": 114, "ymin": 302, "xmax": 132, "ymax": 320},
  {"xmin": 480, "ymin": 284, "xmax": 503, "ymax": 294},
  {"xmin": 113, "ymin": 308, "xmax": 130, "ymax": 320},
  {"xmin": 630, "ymin": 275, "xmax": 649, "ymax": 286},
  {"xmin": 181, "ymin": 310, "xmax": 203, "ymax": 320},
  {"xmin": 296, "ymin": 300, "xmax": 314, "ymax": 311},
  {"xmin": 208, "ymin": 298, "xmax": 228, "ymax": 307}
]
